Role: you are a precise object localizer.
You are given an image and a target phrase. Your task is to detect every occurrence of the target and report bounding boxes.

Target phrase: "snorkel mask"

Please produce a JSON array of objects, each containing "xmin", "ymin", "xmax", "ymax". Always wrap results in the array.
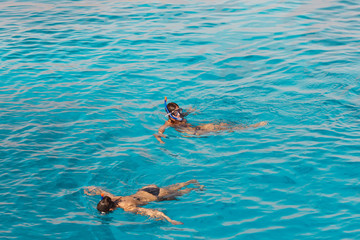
[{"xmin": 164, "ymin": 97, "xmax": 183, "ymax": 121}]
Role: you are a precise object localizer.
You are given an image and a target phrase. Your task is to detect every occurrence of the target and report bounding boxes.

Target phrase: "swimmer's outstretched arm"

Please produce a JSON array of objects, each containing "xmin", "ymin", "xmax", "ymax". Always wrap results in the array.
[
  {"xmin": 182, "ymin": 107, "xmax": 197, "ymax": 117},
  {"xmin": 127, "ymin": 207, "xmax": 183, "ymax": 225},
  {"xmin": 154, "ymin": 122, "xmax": 170, "ymax": 144},
  {"xmin": 84, "ymin": 186, "xmax": 117, "ymax": 199}
]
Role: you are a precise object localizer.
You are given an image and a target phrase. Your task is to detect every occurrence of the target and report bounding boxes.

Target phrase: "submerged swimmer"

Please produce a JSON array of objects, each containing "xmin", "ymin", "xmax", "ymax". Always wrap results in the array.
[
  {"xmin": 84, "ymin": 179, "xmax": 204, "ymax": 225},
  {"xmin": 154, "ymin": 97, "xmax": 268, "ymax": 144}
]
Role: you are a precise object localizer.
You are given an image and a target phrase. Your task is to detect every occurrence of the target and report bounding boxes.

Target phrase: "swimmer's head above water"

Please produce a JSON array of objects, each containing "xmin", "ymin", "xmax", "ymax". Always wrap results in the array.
[
  {"xmin": 164, "ymin": 97, "xmax": 183, "ymax": 121},
  {"xmin": 97, "ymin": 195, "xmax": 116, "ymax": 213}
]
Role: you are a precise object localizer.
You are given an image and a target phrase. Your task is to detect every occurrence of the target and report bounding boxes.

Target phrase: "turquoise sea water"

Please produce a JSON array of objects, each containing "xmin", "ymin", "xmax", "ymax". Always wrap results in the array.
[{"xmin": 1, "ymin": 0, "xmax": 360, "ymax": 239}]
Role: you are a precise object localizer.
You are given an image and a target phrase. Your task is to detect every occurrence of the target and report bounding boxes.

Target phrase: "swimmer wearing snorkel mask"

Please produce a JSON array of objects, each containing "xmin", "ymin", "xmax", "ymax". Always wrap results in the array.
[{"xmin": 154, "ymin": 97, "xmax": 267, "ymax": 144}]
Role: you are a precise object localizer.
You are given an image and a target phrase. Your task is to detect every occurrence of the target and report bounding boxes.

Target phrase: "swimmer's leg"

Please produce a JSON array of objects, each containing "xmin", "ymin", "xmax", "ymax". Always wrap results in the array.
[
  {"xmin": 176, "ymin": 187, "xmax": 202, "ymax": 196},
  {"xmin": 163, "ymin": 180, "xmax": 200, "ymax": 192},
  {"xmin": 129, "ymin": 207, "xmax": 183, "ymax": 225},
  {"xmin": 159, "ymin": 180, "xmax": 204, "ymax": 199},
  {"xmin": 159, "ymin": 187, "xmax": 204, "ymax": 201},
  {"xmin": 228, "ymin": 121, "xmax": 268, "ymax": 131}
]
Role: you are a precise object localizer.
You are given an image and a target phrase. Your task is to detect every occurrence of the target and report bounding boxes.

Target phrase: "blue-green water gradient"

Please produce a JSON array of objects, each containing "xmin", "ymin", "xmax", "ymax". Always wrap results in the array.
[{"xmin": 1, "ymin": 0, "xmax": 360, "ymax": 239}]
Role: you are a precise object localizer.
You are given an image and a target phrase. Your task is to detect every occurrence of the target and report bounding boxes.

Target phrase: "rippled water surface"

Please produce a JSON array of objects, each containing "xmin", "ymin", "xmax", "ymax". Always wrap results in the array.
[{"xmin": 1, "ymin": 0, "xmax": 360, "ymax": 239}]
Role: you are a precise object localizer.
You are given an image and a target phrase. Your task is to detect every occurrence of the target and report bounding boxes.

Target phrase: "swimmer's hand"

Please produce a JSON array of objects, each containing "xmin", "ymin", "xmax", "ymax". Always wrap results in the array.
[
  {"xmin": 154, "ymin": 133, "xmax": 167, "ymax": 144},
  {"xmin": 187, "ymin": 107, "xmax": 197, "ymax": 113},
  {"xmin": 84, "ymin": 186, "xmax": 102, "ymax": 196},
  {"xmin": 155, "ymin": 123, "xmax": 169, "ymax": 143},
  {"xmin": 182, "ymin": 107, "xmax": 198, "ymax": 117},
  {"xmin": 84, "ymin": 186, "xmax": 117, "ymax": 198}
]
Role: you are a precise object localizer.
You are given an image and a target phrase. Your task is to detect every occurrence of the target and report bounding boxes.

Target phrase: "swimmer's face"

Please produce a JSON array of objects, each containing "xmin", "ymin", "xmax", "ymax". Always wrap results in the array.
[{"xmin": 172, "ymin": 107, "xmax": 183, "ymax": 118}]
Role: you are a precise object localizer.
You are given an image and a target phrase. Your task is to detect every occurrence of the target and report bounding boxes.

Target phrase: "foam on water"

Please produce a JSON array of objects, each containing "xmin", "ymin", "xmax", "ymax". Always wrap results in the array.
[{"xmin": 1, "ymin": 0, "xmax": 360, "ymax": 239}]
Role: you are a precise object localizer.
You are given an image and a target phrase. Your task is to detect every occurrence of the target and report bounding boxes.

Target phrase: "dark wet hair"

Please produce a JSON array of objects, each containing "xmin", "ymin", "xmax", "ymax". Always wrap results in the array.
[
  {"xmin": 166, "ymin": 102, "xmax": 179, "ymax": 118},
  {"xmin": 97, "ymin": 196, "xmax": 116, "ymax": 213}
]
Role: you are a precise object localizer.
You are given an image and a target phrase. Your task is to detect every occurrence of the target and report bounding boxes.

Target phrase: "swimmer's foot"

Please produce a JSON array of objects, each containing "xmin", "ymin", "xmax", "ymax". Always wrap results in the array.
[
  {"xmin": 170, "ymin": 220, "xmax": 184, "ymax": 225},
  {"xmin": 187, "ymin": 179, "xmax": 199, "ymax": 184},
  {"xmin": 187, "ymin": 180, "xmax": 205, "ymax": 190},
  {"xmin": 250, "ymin": 121, "xmax": 268, "ymax": 128},
  {"xmin": 259, "ymin": 121, "xmax": 268, "ymax": 126}
]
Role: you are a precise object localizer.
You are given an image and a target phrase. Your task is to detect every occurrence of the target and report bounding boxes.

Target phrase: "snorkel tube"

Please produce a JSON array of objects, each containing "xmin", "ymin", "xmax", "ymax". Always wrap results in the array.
[{"xmin": 164, "ymin": 97, "xmax": 183, "ymax": 121}]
